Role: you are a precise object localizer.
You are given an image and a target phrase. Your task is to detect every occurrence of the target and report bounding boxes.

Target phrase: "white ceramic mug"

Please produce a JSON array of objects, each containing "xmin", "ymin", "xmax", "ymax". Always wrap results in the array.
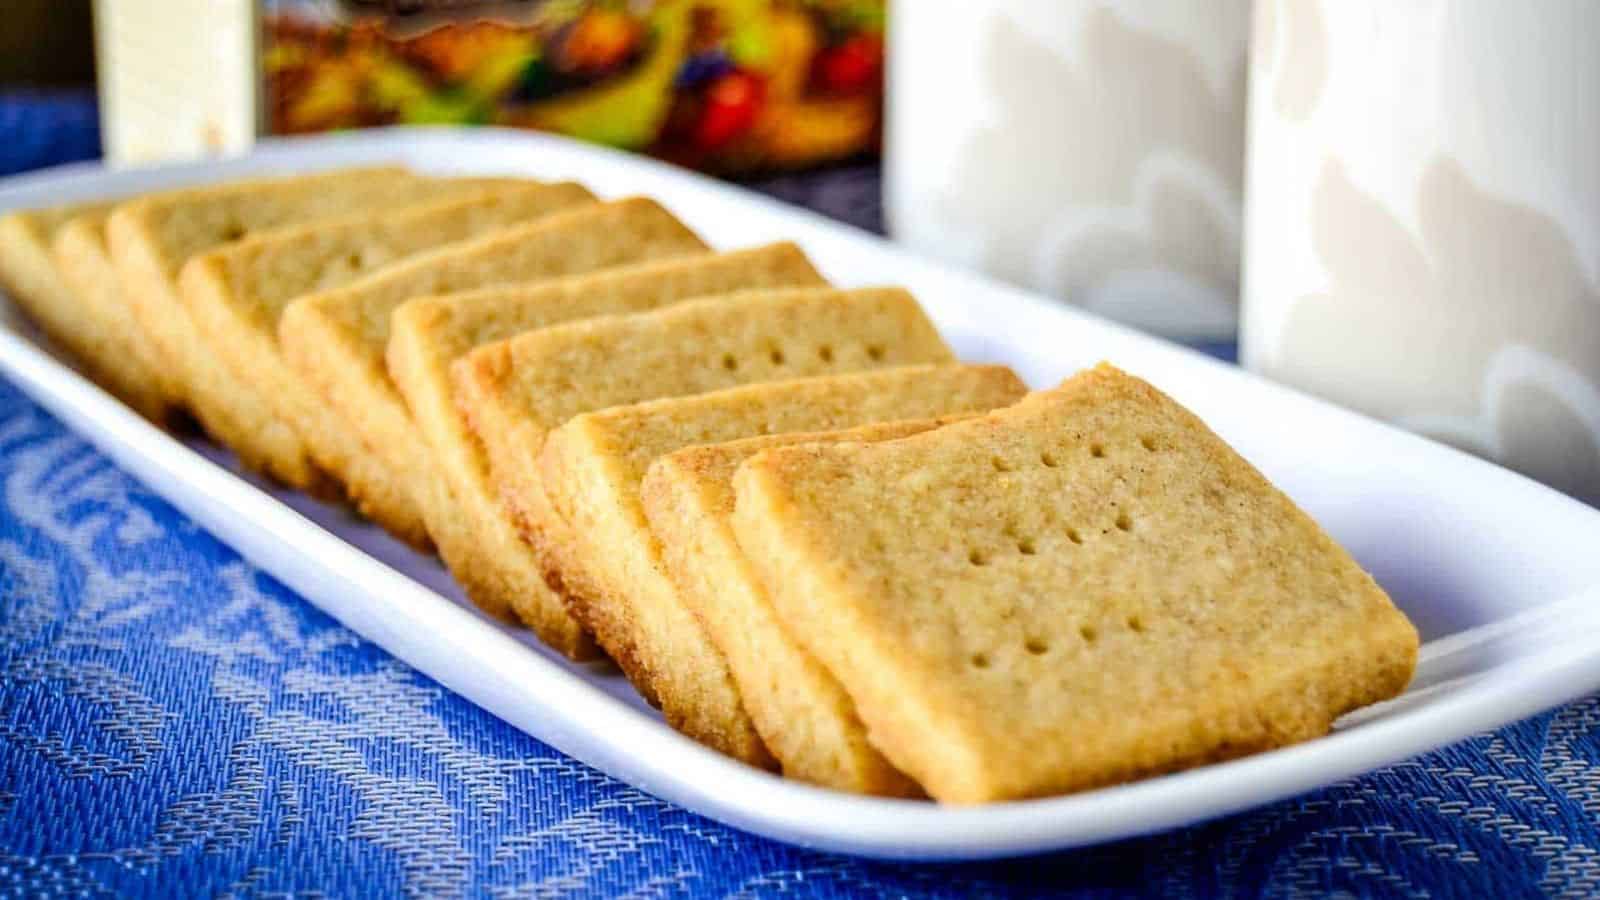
[
  {"xmin": 884, "ymin": 0, "xmax": 1250, "ymax": 340},
  {"xmin": 1242, "ymin": 0, "xmax": 1600, "ymax": 505}
]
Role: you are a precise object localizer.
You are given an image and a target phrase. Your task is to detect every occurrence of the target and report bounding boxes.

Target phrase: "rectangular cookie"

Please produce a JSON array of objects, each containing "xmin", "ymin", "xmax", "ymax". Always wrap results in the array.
[
  {"xmin": 106, "ymin": 165, "xmax": 411, "ymax": 416},
  {"xmin": 0, "ymin": 203, "xmax": 114, "ymax": 355},
  {"xmin": 0, "ymin": 201, "xmax": 175, "ymax": 420},
  {"xmin": 178, "ymin": 181, "xmax": 594, "ymax": 517},
  {"xmin": 455, "ymin": 286, "xmax": 951, "ymax": 557},
  {"xmin": 105, "ymin": 167, "xmax": 523, "ymax": 489},
  {"xmin": 279, "ymin": 197, "xmax": 707, "ymax": 550},
  {"xmin": 455, "ymin": 285, "xmax": 953, "ymax": 667},
  {"xmin": 731, "ymin": 363, "xmax": 1421, "ymax": 803},
  {"xmin": 535, "ymin": 364, "xmax": 1028, "ymax": 765},
  {"xmin": 643, "ymin": 417, "xmax": 994, "ymax": 795},
  {"xmin": 51, "ymin": 210, "xmax": 176, "ymax": 422},
  {"xmin": 387, "ymin": 244, "xmax": 826, "ymax": 652}
]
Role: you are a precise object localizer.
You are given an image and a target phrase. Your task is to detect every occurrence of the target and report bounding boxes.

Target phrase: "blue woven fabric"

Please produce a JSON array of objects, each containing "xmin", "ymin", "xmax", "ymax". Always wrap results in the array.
[
  {"xmin": 0, "ymin": 91, "xmax": 99, "ymax": 178},
  {"xmin": 3, "ymin": 93, "xmax": 1600, "ymax": 898}
]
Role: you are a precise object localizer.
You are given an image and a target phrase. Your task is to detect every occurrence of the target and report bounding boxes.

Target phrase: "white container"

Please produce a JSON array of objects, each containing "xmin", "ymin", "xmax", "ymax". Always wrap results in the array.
[
  {"xmin": 1242, "ymin": 0, "xmax": 1600, "ymax": 506},
  {"xmin": 885, "ymin": 0, "xmax": 1250, "ymax": 340},
  {"xmin": 93, "ymin": 0, "xmax": 260, "ymax": 166}
]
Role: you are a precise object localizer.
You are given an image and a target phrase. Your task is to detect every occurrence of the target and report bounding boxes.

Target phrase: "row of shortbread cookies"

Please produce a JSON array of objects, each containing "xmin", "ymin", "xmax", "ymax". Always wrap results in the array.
[{"xmin": 0, "ymin": 168, "xmax": 1418, "ymax": 803}]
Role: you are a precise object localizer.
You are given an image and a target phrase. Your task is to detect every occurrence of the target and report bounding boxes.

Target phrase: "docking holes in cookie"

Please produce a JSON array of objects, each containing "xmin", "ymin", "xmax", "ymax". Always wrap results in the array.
[
  {"xmin": 958, "ymin": 434, "xmax": 1166, "ymax": 664},
  {"xmin": 716, "ymin": 340, "xmax": 898, "ymax": 376}
]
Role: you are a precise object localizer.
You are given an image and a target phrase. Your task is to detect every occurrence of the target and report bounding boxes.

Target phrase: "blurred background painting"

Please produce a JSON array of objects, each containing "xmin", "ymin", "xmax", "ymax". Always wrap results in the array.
[
  {"xmin": 79, "ymin": 0, "xmax": 885, "ymax": 175},
  {"xmin": 263, "ymin": 0, "xmax": 884, "ymax": 175}
]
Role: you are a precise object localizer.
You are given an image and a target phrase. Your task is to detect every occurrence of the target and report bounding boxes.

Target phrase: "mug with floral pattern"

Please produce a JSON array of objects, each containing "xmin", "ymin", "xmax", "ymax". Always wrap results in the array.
[{"xmin": 1242, "ymin": 0, "xmax": 1600, "ymax": 505}]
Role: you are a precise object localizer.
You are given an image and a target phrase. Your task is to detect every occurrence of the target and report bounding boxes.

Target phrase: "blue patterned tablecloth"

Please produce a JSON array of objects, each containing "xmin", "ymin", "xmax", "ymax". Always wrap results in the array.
[{"xmin": 3, "ymin": 92, "xmax": 1599, "ymax": 899}]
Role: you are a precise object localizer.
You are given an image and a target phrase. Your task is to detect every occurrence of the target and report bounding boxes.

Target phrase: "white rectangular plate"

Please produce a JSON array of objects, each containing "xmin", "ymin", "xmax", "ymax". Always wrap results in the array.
[{"xmin": 3, "ymin": 128, "xmax": 1600, "ymax": 860}]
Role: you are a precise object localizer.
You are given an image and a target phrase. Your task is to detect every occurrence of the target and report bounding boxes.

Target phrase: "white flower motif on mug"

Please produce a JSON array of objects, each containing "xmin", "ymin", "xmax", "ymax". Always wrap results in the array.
[
  {"xmin": 1254, "ymin": 0, "xmax": 1327, "ymax": 122},
  {"xmin": 937, "ymin": 6, "xmax": 1245, "ymax": 323},
  {"xmin": 1268, "ymin": 159, "xmax": 1600, "ymax": 503}
]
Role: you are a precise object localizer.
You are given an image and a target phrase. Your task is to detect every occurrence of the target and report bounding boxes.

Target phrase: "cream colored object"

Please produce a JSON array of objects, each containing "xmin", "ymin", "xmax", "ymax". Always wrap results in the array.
[
  {"xmin": 94, "ymin": 0, "xmax": 258, "ymax": 166},
  {"xmin": 1243, "ymin": 0, "xmax": 1600, "ymax": 506}
]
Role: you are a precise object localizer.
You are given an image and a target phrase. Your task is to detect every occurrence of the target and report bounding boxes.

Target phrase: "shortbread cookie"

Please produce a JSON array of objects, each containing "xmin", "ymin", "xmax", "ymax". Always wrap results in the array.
[
  {"xmin": 0, "ymin": 203, "xmax": 112, "ymax": 352},
  {"xmin": 179, "ymin": 181, "xmax": 594, "ymax": 514},
  {"xmin": 456, "ymin": 286, "xmax": 952, "ymax": 656},
  {"xmin": 107, "ymin": 166, "xmax": 409, "ymax": 414},
  {"xmin": 644, "ymin": 417, "xmax": 994, "ymax": 795},
  {"xmin": 51, "ymin": 210, "xmax": 177, "ymax": 422},
  {"xmin": 0, "ymin": 201, "xmax": 173, "ymax": 417},
  {"xmin": 106, "ymin": 167, "xmax": 522, "ymax": 488},
  {"xmin": 280, "ymin": 197, "xmax": 705, "ymax": 550},
  {"xmin": 455, "ymin": 286, "xmax": 950, "ymax": 566},
  {"xmin": 387, "ymin": 244, "xmax": 825, "ymax": 651},
  {"xmin": 536, "ymin": 364, "xmax": 1027, "ymax": 764},
  {"xmin": 732, "ymin": 363, "xmax": 1420, "ymax": 804}
]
